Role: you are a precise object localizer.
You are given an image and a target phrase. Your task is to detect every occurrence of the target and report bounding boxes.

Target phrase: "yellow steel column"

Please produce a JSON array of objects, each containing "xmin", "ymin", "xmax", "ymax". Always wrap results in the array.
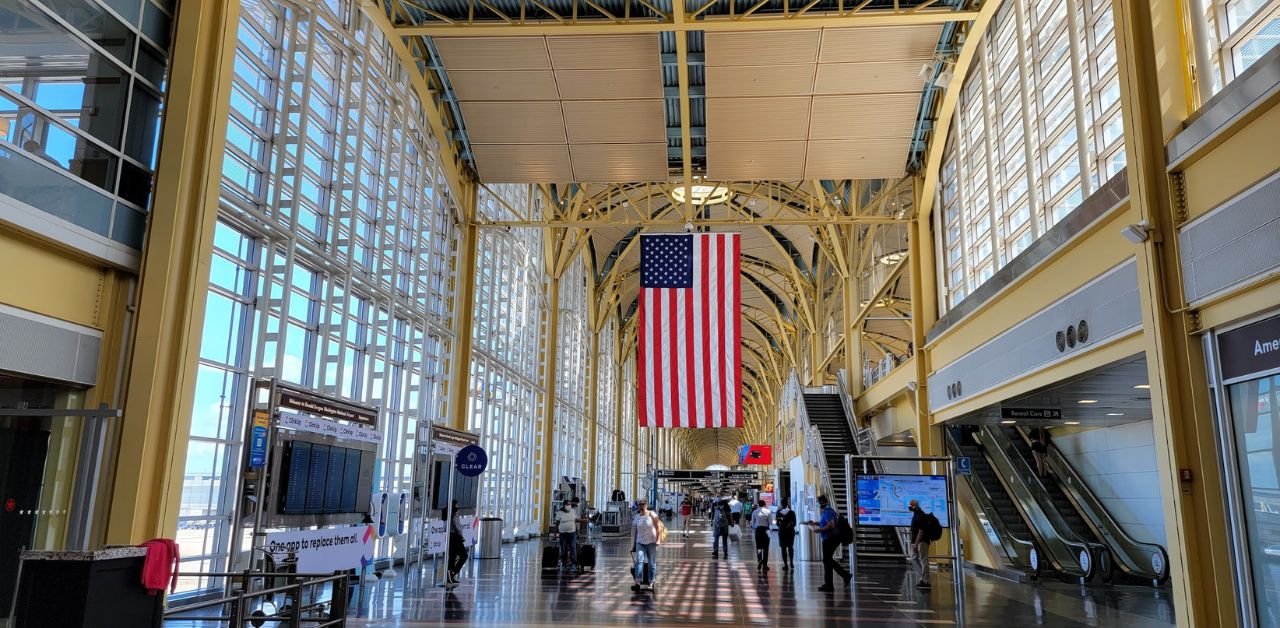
[
  {"xmin": 810, "ymin": 264, "xmax": 825, "ymax": 386},
  {"xmin": 909, "ymin": 200, "xmax": 938, "ymax": 464},
  {"xmin": 448, "ymin": 183, "xmax": 480, "ymax": 431},
  {"xmin": 843, "ymin": 227, "xmax": 863, "ymax": 399},
  {"xmin": 1112, "ymin": 1, "xmax": 1235, "ymax": 625},
  {"xmin": 614, "ymin": 330, "xmax": 625, "ymax": 493},
  {"xmin": 584, "ymin": 319, "xmax": 601, "ymax": 503},
  {"xmin": 106, "ymin": 0, "xmax": 241, "ymax": 544},
  {"xmin": 538, "ymin": 272, "xmax": 562, "ymax": 529}
]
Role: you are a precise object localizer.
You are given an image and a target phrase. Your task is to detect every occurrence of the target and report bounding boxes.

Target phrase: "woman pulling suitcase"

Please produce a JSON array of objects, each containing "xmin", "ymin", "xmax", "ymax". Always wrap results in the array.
[{"xmin": 631, "ymin": 499, "xmax": 665, "ymax": 592}]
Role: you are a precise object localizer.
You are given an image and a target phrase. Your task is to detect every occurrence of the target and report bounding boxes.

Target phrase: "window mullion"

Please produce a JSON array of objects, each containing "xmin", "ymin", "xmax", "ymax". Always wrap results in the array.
[
  {"xmin": 1013, "ymin": 0, "xmax": 1045, "ymax": 238},
  {"xmin": 977, "ymin": 42, "xmax": 1001, "ymax": 280},
  {"xmin": 1064, "ymin": 0, "xmax": 1095, "ymax": 197}
]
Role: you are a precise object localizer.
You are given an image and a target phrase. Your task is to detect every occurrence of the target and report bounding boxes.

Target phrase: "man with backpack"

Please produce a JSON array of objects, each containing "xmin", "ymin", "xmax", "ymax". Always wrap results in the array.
[
  {"xmin": 908, "ymin": 499, "xmax": 942, "ymax": 588},
  {"xmin": 804, "ymin": 495, "xmax": 852, "ymax": 591}
]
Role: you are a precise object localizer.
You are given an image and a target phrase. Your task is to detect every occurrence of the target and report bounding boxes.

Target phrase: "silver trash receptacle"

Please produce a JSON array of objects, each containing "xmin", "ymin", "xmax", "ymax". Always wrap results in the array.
[
  {"xmin": 476, "ymin": 517, "xmax": 503, "ymax": 559},
  {"xmin": 799, "ymin": 526, "xmax": 821, "ymax": 561}
]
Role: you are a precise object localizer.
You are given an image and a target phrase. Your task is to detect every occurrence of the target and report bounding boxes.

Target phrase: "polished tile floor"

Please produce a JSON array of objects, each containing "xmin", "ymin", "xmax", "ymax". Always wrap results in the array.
[{"xmin": 345, "ymin": 521, "xmax": 1176, "ymax": 627}]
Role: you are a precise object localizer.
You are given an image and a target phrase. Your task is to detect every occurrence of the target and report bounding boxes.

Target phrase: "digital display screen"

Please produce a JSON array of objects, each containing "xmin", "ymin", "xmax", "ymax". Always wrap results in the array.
[
  {"xmin": 278, "ymin": 440, "xmax": 368, "ymax": 516},
  {"xmin": 340, "ymin": 449, "xmax": 361, "ymax": 513},
  {"xmin": 304, "ymin": 443, "xmax": 331, "ymax": 513},
  {"xmin": 282, "ymin": 441, "xmax": 311, "ymax": 514},
  {"xmin": 855, "ymin": 474, "xmax": 950, "ymax": 528}
]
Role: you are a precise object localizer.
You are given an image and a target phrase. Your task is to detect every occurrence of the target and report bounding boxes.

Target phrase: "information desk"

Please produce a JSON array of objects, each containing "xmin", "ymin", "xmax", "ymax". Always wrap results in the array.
[{"xmin": 13, "ymin": 547, "xmax": 163, "ymax": 628}]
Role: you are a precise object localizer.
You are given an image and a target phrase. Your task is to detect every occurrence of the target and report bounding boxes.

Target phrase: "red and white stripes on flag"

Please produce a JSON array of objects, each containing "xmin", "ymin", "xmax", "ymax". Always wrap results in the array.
[{"xmin": 637, "ymin": 233, "xmax": 742, "ymax": 428}]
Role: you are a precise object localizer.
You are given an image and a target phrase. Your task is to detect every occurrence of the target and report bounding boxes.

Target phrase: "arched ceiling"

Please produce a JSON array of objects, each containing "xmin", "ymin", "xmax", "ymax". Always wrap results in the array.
[{"xmin": 378, "ymin": 0, "xmax": 975, "ymax": 466}]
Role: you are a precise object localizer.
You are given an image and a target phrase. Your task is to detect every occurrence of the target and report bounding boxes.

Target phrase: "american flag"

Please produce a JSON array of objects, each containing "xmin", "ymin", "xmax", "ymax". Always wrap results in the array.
[{"xmin": 638, "ymin": 233, "xmax": 741, "ymax": 428}]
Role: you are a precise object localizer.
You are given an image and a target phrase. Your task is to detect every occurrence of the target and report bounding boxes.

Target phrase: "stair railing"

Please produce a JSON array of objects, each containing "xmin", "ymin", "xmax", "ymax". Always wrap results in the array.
[
  {"xmin": 789, "ymin": 372, "xmax": 836, "ymax": 511},
  {"xmin": 837, "ymin": 369, "xmax": 911, "ymax": 556}
]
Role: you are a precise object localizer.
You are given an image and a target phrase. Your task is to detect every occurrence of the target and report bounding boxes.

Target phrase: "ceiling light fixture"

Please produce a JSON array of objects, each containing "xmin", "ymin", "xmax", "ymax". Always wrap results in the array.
[
  {"xmin": 670, "ymin": 184, "xmax": 730, "ymax": 206},
  {"xmin": 878, "ymin": 251, "xmax": 906, "ymax": 266},
  {"xmin": 1064, "ymin": 421, "xmax": 1081, "ymax": 425},
  {"xmin": 1134, "ymin": 384, "xmax": 1150, "ymax": 389},
  {"xmin": 1078, "ymin": 399, "xmax": 1098, "ymax": 404},
  {"xmin": 1106, "ymin": 413, "xmax": 1124, "ymax": 416},
  {"xmin": 1001, "ymin": 420, "xmax": 1017, "ymax": 424}
]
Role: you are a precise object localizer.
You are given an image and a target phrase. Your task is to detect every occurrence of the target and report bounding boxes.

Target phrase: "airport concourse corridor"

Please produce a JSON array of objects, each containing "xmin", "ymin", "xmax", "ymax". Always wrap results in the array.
[{"xmin": 348, "ymin": 521, "xmax": 1175, "ymax": 627}]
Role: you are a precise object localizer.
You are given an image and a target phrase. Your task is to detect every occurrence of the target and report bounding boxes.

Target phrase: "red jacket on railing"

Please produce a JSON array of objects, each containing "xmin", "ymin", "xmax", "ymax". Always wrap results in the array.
[{"xmin": 139, "ymin": 538, "xmax": 180, "ymax": 595}]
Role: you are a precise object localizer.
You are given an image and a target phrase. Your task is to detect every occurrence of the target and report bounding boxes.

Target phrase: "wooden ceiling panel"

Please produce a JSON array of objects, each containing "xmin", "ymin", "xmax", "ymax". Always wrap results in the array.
[
  {"xmin": 570, "ymin": 143, "xmax": 669, "ymax": 182},
  {"xmin": 814, "ymin": 61, "xmax": 928, "ymax": 95},
  {"xmin": 546, "ymin": 34, "xmax": 660, "ymax": 70},
  {"xmin": 707, "ymin": 140, "xmax": 807, "ymax": 181},
  {"xmin": 705, "ymin": 64, "xmax": 817, "ymax": 97},
  {"xmin": 803, "ymin": 138, "xmax": 911, "ymax": 179},
  {"xmin": 706, "ymin": 29, "xmax": 821, "ymax": 66},
  {"xmin": 818, "ymin": 25, "xmax": 942, "ymax": 63},
  {"xmin": 459, "ymin": 101, "xmax": 566, "ymax": 144},
  {"xmin": 555, "ymin": 68, "xmax": 664, "ymax": 100},
  {"xmin": 471, "ymin": 144, "xmax": 572, "ymax": 183},
  {"xmin": 808, "ymin": 94, "xmax": 921, "ymax": 140},
  {"xmin": 433, "ymin": 36, "xmax": 551, "ymax": 70},
  {"xmin": 706, "ymin": 97, "xmax": 811, "ymax": 141},
  {"xmin": 562, "ymin": 99, "xmax": 666, "ymax": 144},
  {"xmin": 447, "ymin": 70, "xmax": 560, "ymax": 101}
]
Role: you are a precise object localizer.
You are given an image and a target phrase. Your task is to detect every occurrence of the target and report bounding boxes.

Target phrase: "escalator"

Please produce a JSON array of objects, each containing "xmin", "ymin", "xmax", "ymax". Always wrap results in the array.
[
  {"xmin": 804, "ymin": 392, "xmax": 903, "ymax": 559},
  {"xmin": 952, "ymin": 425, "xmax": 1100, "ymax": 581},
  {"xmin": 1006, "ymin": 427, "xmax": 1170, "ymax": 584}
]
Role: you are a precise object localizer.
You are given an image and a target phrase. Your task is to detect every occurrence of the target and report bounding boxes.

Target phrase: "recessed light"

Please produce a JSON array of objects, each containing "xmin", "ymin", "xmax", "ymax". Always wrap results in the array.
[
  {"xmin": 1106, "ymin": 412, "xmax": 1124, "ymax": 416},
  {"xmin": 1134, "ymin": 384, "xmax": 1150, "ymax": 389},
  {"xmin": 1078, "ymin": 399, "xmax": 1098, "ymax": 404},
  {"xmin": 1065, "ymin": 421, "xmax": 1081, "ymax": 425},
  {"xmin": 1001, "ymin": 420, "xmax": 1017, "ymax": 424}
]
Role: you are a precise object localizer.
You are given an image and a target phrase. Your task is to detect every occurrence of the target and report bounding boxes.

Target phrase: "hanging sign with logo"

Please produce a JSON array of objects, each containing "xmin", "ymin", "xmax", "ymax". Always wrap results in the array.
[
  {"xmin": 456, "ymin": 444, "xmax": 488, "ymax": 477},
  {"xmin": 248, "ymin": 410, "xmax": 271, "ymax": 469}
]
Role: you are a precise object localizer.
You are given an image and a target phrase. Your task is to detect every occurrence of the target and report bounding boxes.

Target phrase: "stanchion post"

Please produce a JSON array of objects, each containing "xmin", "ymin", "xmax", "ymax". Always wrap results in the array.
[{"xmin": 844, "ymin": 454, "xmax": 855, "ymax": 575}]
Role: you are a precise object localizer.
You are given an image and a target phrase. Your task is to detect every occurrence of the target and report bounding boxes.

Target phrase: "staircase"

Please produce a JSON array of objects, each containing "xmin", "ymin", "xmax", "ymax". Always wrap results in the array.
[{"xmin": 804, "ymin": 392, "xmax": 903, "ymax": 559}]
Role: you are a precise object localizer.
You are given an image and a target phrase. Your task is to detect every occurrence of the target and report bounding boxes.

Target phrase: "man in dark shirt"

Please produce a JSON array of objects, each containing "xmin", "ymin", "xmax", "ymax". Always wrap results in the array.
[
  {"xmin": 908, "ymin": 499, "xmax": 931, "ymax": 588},
  {"xmin": 1030, "ymin": 429, "xmax": 1049, "ymax": 478}
]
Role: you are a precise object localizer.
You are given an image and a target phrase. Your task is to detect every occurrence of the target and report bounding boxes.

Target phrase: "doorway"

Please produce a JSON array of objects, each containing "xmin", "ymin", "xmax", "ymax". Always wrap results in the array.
[{"xmin": 0, "ymin": 420, "xmax": 51, "ymax": 615}]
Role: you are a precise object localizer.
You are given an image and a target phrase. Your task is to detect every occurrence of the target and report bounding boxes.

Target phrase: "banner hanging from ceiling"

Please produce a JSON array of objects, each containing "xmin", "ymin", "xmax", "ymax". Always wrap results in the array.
[{"xmin": 638, "ymin": 233, "xmax": 742, "ymax": 428}]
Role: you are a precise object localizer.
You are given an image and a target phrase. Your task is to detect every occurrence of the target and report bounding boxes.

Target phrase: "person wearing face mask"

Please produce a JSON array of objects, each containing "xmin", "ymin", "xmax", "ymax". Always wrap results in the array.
[
  {"xmin": 555, "ymin": 499, "xmax": 586, "ymax": 572},
  {"xmin": 908, "ymin": 499, "xmax": 932, "ymax": 588}
]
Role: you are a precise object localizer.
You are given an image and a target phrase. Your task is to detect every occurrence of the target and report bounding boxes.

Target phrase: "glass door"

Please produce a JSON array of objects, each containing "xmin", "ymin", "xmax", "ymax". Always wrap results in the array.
[{"xmin": 1226, "ymin": 372, "xmax": 1280, "ymax": 626}]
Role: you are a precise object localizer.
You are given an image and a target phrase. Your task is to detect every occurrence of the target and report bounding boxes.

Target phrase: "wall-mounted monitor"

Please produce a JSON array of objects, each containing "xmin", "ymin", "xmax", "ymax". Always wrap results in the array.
[
  {"xmin": 431, "ymin": 461, "xmax": 479, "ymax": 511},
  {"xmin": 855, "ymin": 474, "xmax": 950, "ymax": 527}
]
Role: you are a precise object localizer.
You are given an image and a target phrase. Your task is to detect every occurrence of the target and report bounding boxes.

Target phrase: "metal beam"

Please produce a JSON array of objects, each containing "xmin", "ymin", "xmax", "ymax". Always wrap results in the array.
[
  {"xmin": 395, "ymin": 9, "xmax": 981, "ymax": 36},
  {"xmin": 673, "ymin": 0, "xmax": 695, "ymax": 224},
  {"xmin": 475, "ymin": 215, "xmax": 907, "ymax": 227}
]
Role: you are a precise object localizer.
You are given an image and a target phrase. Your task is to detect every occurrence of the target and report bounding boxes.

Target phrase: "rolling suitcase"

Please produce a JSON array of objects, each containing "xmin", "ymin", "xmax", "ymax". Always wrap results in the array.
[
  {"xmin": 542, "ymin": 543, "xmax": 560, "ymax": 572},
  {"xmin": 577, "ymin": 544, "xmax": 596, "ymax": 571}
]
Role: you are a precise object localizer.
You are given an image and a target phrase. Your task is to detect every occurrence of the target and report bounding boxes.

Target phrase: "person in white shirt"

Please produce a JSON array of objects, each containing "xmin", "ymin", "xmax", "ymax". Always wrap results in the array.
[
  {"xmin": 631, "ymin": 499, "xmax": 662, "ymax": 588},
  {"xmin": 750, "ymin": 499, "xmax": 774, "ymax": 571},
  {"xmin": 728, "ymin": 496, "xmax": 743, "ymax": 527},
  {"xmin": 554, "ymin": 500, "xmax": 585, "ymax": 571}
]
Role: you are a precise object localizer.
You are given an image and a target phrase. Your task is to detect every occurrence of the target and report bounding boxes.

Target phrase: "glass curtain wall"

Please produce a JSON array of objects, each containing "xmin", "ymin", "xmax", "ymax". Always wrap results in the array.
[
  {"xmin": 0, "ymin": 0, "xmax": 172, "ymax": 249},
  {"xmin": 594, "ymin": 320, "xmax": 619, "ymax": 507},
  {"xmin": 177, "ymin": 0, "xmax": 458, "ymax": 591},
  {"xmin": 552, "ymin": 257, "xmax": 592, "ymax": 489},
  {"xmin": 1197, "ymin": 0, "xmax": 1280, "ymax": 92},
  {"xmin": 937, "ymin": 0, "xmax": 1123, "ymax": 309},
  {"xmin": 467, "ymin": 184, "xmax": 545, "ymax": 537},
  {"xmin": 620, "ymin": 354, "xmax": 639, "ymax": 499}
]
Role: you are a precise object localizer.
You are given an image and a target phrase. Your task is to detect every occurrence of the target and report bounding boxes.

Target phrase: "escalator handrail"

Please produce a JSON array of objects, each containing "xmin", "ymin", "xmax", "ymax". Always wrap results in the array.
[
  {"xmin": 1014, "ymin": 427, "xmax": 1170, "ymax": 581},
  {"xmin": 976, "ymin": 427, "xmax": 1098, "ymax": 578},
  {"xmin": 943, "ymin": 429, "xmax": 1035, "ymax": 569}
]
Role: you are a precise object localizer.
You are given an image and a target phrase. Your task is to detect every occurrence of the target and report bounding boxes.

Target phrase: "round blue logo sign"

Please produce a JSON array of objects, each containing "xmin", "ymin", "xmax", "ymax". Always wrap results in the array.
[{"xmin": 455, "ymin": 444, "xmax": 488, "ymax": 477}]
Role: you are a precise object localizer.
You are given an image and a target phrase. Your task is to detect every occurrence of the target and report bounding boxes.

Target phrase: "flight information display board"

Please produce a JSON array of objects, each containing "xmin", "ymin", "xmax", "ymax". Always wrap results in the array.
[
  {"xmin": 855, "ymin": 474, "xmax": 950, "ymax": 527},
  {"xmin": 280, "ymin": 440, "xmax": 368, "ymax": 515}
]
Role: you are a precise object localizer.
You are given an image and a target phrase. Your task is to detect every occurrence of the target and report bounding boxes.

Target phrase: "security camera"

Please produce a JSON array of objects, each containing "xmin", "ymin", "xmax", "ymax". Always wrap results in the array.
[
  {"xmin": 907, "ymin": 381, "xmax": 918, "ymax": 392},
  {"xmin": 1121, "ymin": 220, "xmax": 1151, "ymax": 244}
]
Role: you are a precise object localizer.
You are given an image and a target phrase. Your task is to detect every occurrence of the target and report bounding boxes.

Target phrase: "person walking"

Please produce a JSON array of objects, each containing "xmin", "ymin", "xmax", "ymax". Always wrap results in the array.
[
  {"xmin": 1030, "ymin": 429, "xmax": 1050, "ymax": 478},
  {"xmin": 632, "ymin": 499, "xmax": 663, "ymax": 589},
  {"xmin": 446, "ymin": 500, "xmax": 468, "ymax": 586},
  {"xmin": 750, "ymin": 499, "xmax": 773, "ymax": 571},
  {"xmin": 728, "ymin": 494, "xmax": 742, "ymax": 527},
  {"xmin": 805, "ymin": 495, "xmax": 851, "ymax": 592},
  {"xmin": 680, "ymin": 498, "xmax": 693, "ymax": 538},
  {"xmin": 711, "ymin": 501, "xmax": 730, "ymax": 559},
  {"xmin": 775, "ymin": 498, "xmax": 798, "ymax": 570},
  {"xmin": 909, "ymin": 499, "xmax": 936, "ymax": 588}
]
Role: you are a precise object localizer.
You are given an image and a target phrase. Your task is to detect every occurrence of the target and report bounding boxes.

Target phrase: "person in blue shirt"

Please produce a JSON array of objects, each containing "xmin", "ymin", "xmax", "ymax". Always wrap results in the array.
[{"xmin": 804, "ymin": 495, "xmax": 851, "ymax": 591}]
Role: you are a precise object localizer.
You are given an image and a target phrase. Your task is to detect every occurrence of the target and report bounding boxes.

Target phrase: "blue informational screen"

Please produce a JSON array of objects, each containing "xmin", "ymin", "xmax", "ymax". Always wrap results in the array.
[
  {"xmin": 323, "ymin": 446, "xmax": 346, "ymax": 513},
  {"xmin": 304, "ymin": 444, "xmax": 330, "ymax": 514},
  {"xmin": 339, "ymin": 449, "xmax": 362, "ymax": 513},
  {"xmin": 855, "ymin": 474, "xmax": 950, "ymax": 528},
  {"xmin": 282, "ymin": 441, "xmax": 311, "ymax": 514}
]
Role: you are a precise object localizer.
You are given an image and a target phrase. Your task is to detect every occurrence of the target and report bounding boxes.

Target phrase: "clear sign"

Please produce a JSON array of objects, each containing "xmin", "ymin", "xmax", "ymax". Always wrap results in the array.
[{"xmin": 456, "ymin": 444, "xmax": 488, "ymax": 477}]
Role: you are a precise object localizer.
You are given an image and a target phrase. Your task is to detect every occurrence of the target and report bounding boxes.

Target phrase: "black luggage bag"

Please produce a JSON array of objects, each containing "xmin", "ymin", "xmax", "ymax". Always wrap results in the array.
[{"xmin": 577, "ymin": 544, "xmax": 596, "ymax": 570}]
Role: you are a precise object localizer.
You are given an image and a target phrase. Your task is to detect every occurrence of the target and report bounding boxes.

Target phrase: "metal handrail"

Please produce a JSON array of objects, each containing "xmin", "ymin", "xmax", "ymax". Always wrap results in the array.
[
  {"xmin": 837, "ymin": 369, "xmax": 911, "ymax": 556},
  {"xmin": 163, "ymin": 571, "xmax": 348, "ymax": 627},
  {"xmin": 790, "ymin": 373, "xmax": 837, "ymax": 507},
  {"xmin": 1013, "ymin": 427, "xmax": 1170, "ymax": 582},
  {"xmin": 943, "ymin": 429, "xmax": 1035, "ymax": 570},
  {"xmin": 976, "ymin": 427, "xmax": 1099, "ymax": 580}
]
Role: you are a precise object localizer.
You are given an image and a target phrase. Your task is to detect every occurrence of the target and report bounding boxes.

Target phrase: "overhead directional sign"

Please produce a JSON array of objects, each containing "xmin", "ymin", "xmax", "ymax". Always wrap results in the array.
[
  {"xmin": 1000, "ymin": 407, "xmax": 1062, "ymax": 420},
  {"xmin": 655, "ymin": 469, "xmax": 759, "ymax": 481}
]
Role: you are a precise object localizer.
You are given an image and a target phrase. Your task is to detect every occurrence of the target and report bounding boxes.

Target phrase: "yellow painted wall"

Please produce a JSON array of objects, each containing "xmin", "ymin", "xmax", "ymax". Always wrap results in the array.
[
  {"xmin": 0, "ymin": 228, "xmax": 108, "ymax": 329},
  {"xmin": 855, "ymin": 356, "xmax": 915, "ymax": 416}
]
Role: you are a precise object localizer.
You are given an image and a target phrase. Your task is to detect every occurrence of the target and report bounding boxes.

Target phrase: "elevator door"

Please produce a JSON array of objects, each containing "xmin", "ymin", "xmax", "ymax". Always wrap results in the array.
[{"xmin": 0, "ymin": 424, "xmax": 51, "ymax": 617}]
